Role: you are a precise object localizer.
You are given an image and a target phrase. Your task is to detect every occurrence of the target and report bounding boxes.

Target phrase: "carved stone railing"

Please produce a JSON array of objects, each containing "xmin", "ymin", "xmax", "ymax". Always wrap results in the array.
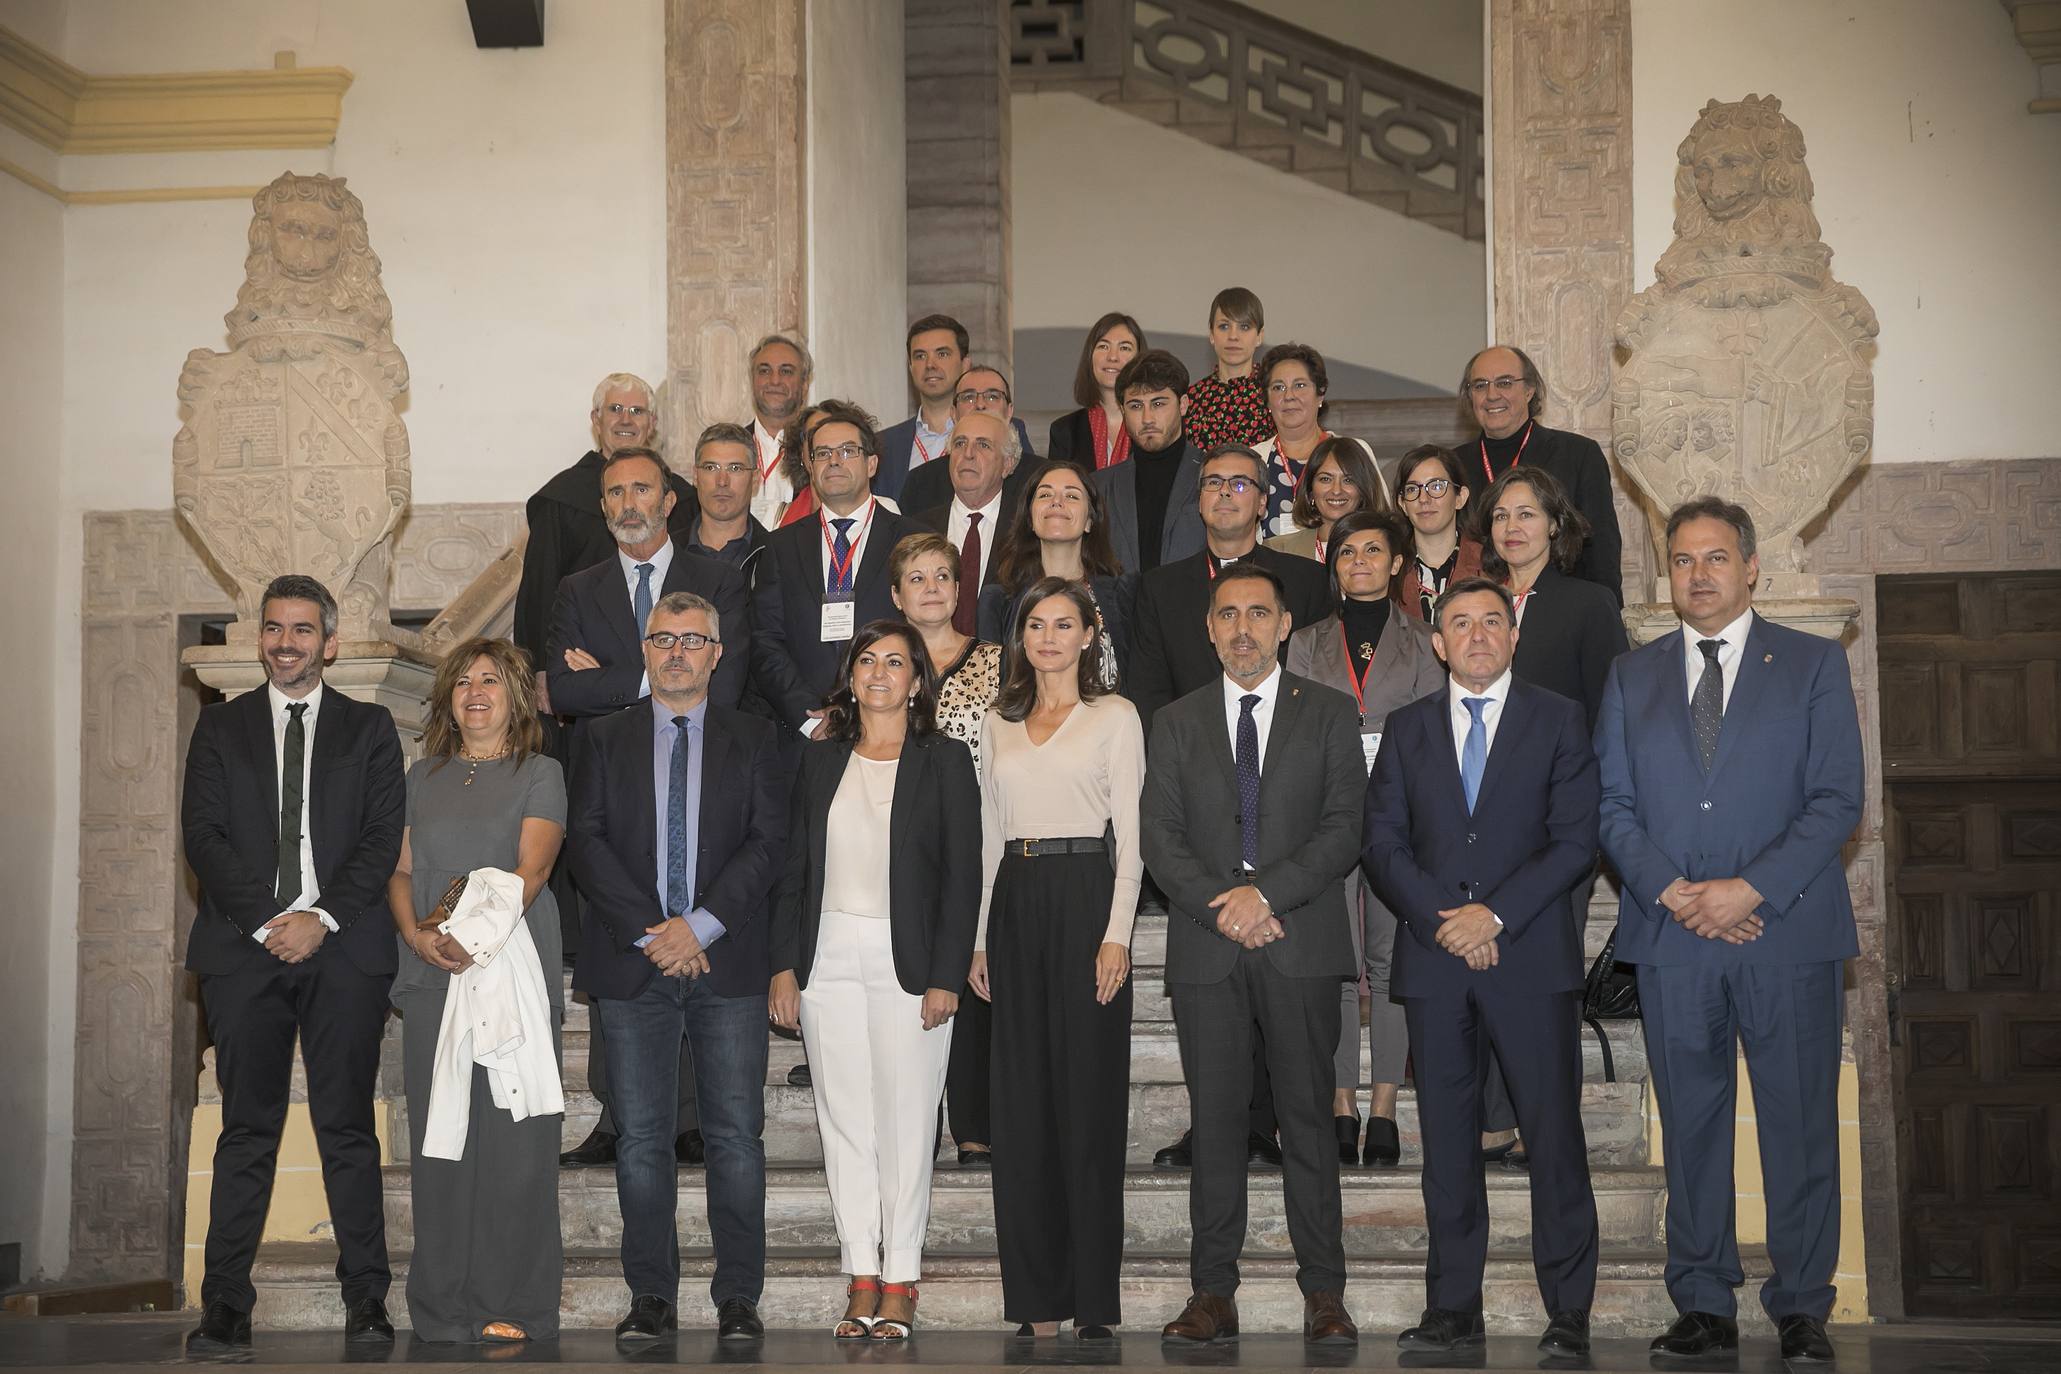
[{"xmin": 1008, "ymin": 0, "xmax": 1484, "ymax": 239}]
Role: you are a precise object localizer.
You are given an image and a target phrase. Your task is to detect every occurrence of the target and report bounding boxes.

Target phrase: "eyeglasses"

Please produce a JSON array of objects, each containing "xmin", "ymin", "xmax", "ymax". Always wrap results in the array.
[
  {"xmin": 1200, "ymin": 475, "xmax": 1259, "ymax": 495},
  {"xmin": 810, "ymin": 443, "xmax": 867, "ymax": 464},
  {"xmin": 644, "ymin": 631, "xmax": 714, "ymax": 651},
  {"xmin": 954, "ymin": 388, "xmax": 1009, "ymax": 407},
  {"xmin": 696, "ymin": 461, "xmax": 751, "ymax": 477},
  {"xmin": 1399, "ymin": 478, "xmax": 1455, "ymax": 500},
  {"xmin": 1464, "ymin": 375, "xmax": 1526, "ymax": 397},
  {"xmin": 603, "ymin": 402, "xmax": 650, "ymax": 418}
]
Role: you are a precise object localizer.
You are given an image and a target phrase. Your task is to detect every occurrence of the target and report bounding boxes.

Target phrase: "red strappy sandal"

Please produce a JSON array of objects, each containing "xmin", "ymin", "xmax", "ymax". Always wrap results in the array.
[
  {"xmin": 872, "ymin": 1281, "xmax": 918, "ymax": 1341},
  {"xmin": 836, "ymin": 1277, "xmax": 880, "ymax": 1340}
]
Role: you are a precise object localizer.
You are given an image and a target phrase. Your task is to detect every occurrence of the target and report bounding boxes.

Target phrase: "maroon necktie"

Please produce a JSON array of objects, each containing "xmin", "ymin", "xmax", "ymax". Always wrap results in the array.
[{"xmin": 954, "ymin": 513, "xmax": 983, "ymax": 635}]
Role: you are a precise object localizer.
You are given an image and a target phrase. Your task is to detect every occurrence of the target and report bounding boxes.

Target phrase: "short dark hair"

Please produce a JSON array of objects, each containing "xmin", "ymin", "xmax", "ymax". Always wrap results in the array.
[
  {"xmin": 693, "ymin": 422, "xmax": 755, "ymax": 465},
  {"xmin": 1114, "ymin": 348, "xmax": 1189, "ymax": 402},
  {"xmin": 804, "ymin": 399, "xmax": 882, "ymax": 458},
  {"xmin": 995, "ymin": 459, "xmax": 1124, "ymax": 590},
  {"xmin": 1211, "ymin": 559, "xmax": 1287, "ymax": 612},
  {"xmin": 260, "ymin": 573, "xmax": 338, "ymax": 639},
  {"xmin": 1432, "ymin": 575, "xmax": 1516, "ymax": 630},
  {"xmin": 954, "ymin": 362, "xmax": 1012, "ymax": 404},
  {"xmin": 1323, "ymin": 508, "xmax": 1416, "ymax": 607},
  {"xmin": 1473, "ymin": 464, "xmax": 1590, "ymax": 578},
  {"xmin": 1394, "ymin": 443, "xmax": 1468, "ymax": 504},
  {"xmin": 1259, "ymin": 341, "xmax": 1328, "ymax": 399},
  {"xmin": 906, "ymin": 313, "xmax": 969, "ymax": 358},
  {"xmin": 600, "ymin": 444, "xmax": 671, "ymax": 487},
  {"xmin": 1208, "ymin": 285, "xmax": 1264, "ymax": 331},
  {"xmin": 1202, "ymin": 443, "xmax": 1269, "ymax": 486},
  {"xmin": 1460, "ymin": 345, "xmax": 1547, "ymax": 420},
  {"xmin": 1665, "ymin": 495, "xmax": 1759, "ymax": 560},
  {"xmin": 1072, "ymin": 312, "xmax": 1148, "ymax": 410},
  {"xmin": 992, "ymin": 577, "xmax": 1113, "ymax": 721},
  {"xmin": 1290, "ymin": 435, "xmax": 1387, "ymax": 531},
  {"xmin": 820, "ymin": 621, "xmax": 939, "ymax": 742}
]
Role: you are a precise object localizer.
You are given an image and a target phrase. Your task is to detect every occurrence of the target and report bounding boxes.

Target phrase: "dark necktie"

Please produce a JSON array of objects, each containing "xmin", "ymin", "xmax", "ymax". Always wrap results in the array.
[
  {"xmin": 1236, "ymin": 693, "xmax": 1262, "ymax": 871},
  {"xmin": 276, "ymin": 702, "xmax": 308, "ymax": 908},
  {"xmin": 953, "ymin": 512, "xmax": 983, "ymax": 635},
  {"xmin": 666, "ymin": 716, "xmax": 691, "ymax": 917},
  {"xmin": 1692, "ymin": 638, "xmax": 1726, "ymax": 770},
  {"xmin": 830, "ymin": 518, "xmax": 855, "ymax": 598},
  {"xmin": 1460, "ymin": 696, "xmax": 1490, "ymax": 813},
  {"xmin": 633, "ymin": 562, "xmax": 654, "ymax": 636}
]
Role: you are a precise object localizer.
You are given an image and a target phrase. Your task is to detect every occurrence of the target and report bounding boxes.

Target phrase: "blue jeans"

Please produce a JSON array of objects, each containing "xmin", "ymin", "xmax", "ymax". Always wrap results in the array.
[{"xmin": 596, "ymin": 972, "xmax": 769, "ymax": 1308}]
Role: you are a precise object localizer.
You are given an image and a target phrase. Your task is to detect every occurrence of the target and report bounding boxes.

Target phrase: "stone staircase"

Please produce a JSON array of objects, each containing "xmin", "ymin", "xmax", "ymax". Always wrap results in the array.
[{"xmin": 230, "ymin": 888, "xmax": 1773, "ymax": 1336}]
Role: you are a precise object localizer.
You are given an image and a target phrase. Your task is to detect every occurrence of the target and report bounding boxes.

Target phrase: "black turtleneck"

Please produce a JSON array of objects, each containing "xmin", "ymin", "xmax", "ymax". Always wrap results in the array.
[
  {"xmin": 1339, "ymin": 596, "xmax": 1391, "ymax": 682},
  {"xmin": 1477, "ymin": 420, "xmax": 1535, "ymax": 484},
  {"xmin": 1133, "ymin": 434, "xmax": 1187, "ymax": 573}
]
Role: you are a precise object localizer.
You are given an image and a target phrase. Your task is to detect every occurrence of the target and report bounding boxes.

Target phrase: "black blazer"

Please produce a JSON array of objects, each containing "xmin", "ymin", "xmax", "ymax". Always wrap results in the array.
[
  {"xmin": 565, "ymin": 699, "xmax": 790, "ymax": 1000},
  {"xmin": 771, "ymin": 733, "xmax": 982, "ymax": 996},
  {"xmin": 1126, "ymin": 544, "xmax": 1332, "ymax": 732},
  {"xmin": 749, "ymin": 504, "xmax": 920, "ymax": 729},
  {"xmin": 181, "ymin": 686, "xmax": 406, "ymax": 978},
  {"xmin": 545, "ymin": 542, "xmax": 752, "ymax": 724},
  {"xmin": 1046, "ymin": 408, "xmax": 1094, "ymax": 470},
  {"xmin": 1361, "ymin": 678, "xmax": 1600, "ymax": 1000},
  {"xmin": 1142, "ymin": 671, "xmax": 1366, "ymax": 984},
  {"xmin": 911, "ymin": 470, "xmax": 1030, "ymax": 595},
  {"xmin": 1511, "ymin": 564, "xmax": 1627, "ymax": 729},
  {"xmin": 874, "ymin": 415, "xmax": 1038, "ymax": 503},
  {"xmin": 900, "ymin": 445, "xmax": 1033, "ymax": 523},
  {"xmin": 1469, "ymin": 424, "xmax": 1623, "ymax": 603}
]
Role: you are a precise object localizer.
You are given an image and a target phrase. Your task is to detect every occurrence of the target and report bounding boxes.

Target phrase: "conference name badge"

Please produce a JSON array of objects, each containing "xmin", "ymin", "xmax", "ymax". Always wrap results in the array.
[
  {"xmin": 1361, "ymin": 733, "xmax": 1382, "ymax": 777},
  {"xmin": 820, "ymin": 600, "xmax": 856, "ymax": 642}
]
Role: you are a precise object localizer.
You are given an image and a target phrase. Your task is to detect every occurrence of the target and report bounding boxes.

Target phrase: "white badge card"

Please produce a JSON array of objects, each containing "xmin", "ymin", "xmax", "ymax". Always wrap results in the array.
[
  {"xmin": 820, "ymin": 600, "xmax": 856, "ymax": 642},
  {"xmin": 1360, "ymin": 732, "xmax": 1382, "ymax": 776}
]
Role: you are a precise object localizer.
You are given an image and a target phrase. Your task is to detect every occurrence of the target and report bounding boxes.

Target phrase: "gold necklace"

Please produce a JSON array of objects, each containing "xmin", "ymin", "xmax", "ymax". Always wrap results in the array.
[{"xmin": 457, "ymin": 742, "xmax": 511, "ymax": 786}]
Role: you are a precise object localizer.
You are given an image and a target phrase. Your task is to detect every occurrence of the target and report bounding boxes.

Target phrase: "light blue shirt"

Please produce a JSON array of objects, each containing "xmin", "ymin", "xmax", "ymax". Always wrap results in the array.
[
  {"xmin": 634, "ymin": 694, "xmax": 727, "ymax": 950},
  {"xmin": 618, "ymin": 537, "xmax": 675, "ymax": 698}
]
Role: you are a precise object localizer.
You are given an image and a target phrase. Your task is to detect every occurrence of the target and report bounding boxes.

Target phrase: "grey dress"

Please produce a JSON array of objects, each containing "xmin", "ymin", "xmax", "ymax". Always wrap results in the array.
[{"xmin": 391, "ymin": 752, "xmax": 565, "ymax": 1341}]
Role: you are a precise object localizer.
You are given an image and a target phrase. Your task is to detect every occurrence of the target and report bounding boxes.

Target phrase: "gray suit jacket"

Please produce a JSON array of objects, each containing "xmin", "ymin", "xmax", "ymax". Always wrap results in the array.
[
  {"xmin": 1142, "ymin": 670, "xmax": 1366, "ymax": 984},
  {"xmin": 1284, "ymin": 608, "xmax": 1446, "ymax": 736},
  {"xmin": 1094, "ymin": 442, "xmax": 1205, "ymax": 575}
]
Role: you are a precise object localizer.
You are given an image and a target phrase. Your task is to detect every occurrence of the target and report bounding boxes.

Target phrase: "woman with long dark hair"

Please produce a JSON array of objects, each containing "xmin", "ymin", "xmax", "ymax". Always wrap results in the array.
[
  {"xmin": 769, "ymin": 621, "xmax": 981, "ymax": 1341},
  {"xmin": 971, "ymin": 579, "xmax": 1144, "ymax": 1342},
  {"xmin": 1251, "ymin": 342, "xmax": 1381, "ymax": 538},
  {"xmin": 976, "ymin": 460, "xmax": 1131, "ymax": 687},
  {"xmin": 1046, "ymin": 312, "xmax": 1147, "ymax": 470},
  {"xmin": 1266, "ymin": 433, "xmax": 1392, "ymax": 562}
]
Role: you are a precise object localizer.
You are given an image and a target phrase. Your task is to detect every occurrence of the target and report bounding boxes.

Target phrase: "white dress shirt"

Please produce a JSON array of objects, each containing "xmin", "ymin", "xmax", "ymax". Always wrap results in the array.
[
  {"xmin": 257, "ymin": 681, "xmax": 338, "ymax": 942},
  {"xmin": 617, "ymin": 536, "xmax": 674, "ymax": 698},
  {"xmin": 818, "ymin": 497, "xmax": 881, "ymax": 597},
  {"xmin": 1221, "ymin": 663, "xmax": 1283, "ymax": 774},
  {"xmin": 1680, "ymin": 607, "xmax": 1754, "ymax": 710},
  {"xmin": 1446, "ymin": 667, "xmax": 1514, "ymax": 772},
  {"xmin": 946, "ymin": 490, "xmax": 1005, "ymax": 590},
  {"xmin": 750, "ymin": 416, "xmax": 793, "ymax": 529}
]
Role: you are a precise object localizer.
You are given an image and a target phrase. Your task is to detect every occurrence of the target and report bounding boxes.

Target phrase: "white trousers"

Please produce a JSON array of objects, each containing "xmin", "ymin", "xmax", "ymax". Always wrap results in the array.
[{"xmin": 798, "ymin": 909, "xmax": 956, "ymax": 1282}]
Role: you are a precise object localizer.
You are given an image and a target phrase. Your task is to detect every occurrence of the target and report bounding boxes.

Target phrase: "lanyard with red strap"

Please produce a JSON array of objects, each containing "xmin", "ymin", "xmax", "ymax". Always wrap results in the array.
[
  {"xmin": 1339, "ymin": 620, "xmax": 1375, "ymax": 716},
  {"xmin": 755, "ymin": 424, "xmax": 783, "ymax": 484},
  {"xmin": 1280, "ymin": 429, "xmax": 1330, "ymax": 499},
  {"xmin": 912, "ymin": 426, "xmax": 948, "ymax": 468},
  {"xmin": 1480, "ymin": 420, "xmax": 1534, "ymax": 486},
  {"xmin": 820, "ymin": 499, "xmax": 875, "ymax": 590}
]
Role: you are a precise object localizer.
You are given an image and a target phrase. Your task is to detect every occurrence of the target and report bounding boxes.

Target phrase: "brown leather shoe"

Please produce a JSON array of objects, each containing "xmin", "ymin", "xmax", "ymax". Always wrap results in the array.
[
  {"xmin": 1160, "ymin": 1291, "xmax": 1238, "ymax": 1344},
  {"xmin": 1304, "ymin": 1290, "xmax": 1357, "ymax": 1344}
]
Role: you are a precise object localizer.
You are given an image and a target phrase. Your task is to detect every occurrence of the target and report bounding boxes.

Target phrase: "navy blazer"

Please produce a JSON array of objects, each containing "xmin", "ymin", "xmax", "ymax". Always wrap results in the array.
[
  {"xmin": 874, "ymin": 415, "xmax": 1037, "ymax": 503},
  {"xmin": 749, "ymin": 504, "xmax": 920, "ymax": 729},
  {"xmin": 565, "ymin": 699, "xmax": 791, "ymax": 1000},
  {"xmin": 181, "ymin": 686, "xmax": 406, "ymax": 978},
  {"xmin": 544, "ymin": 542, "xmax": 751, "ymax": 725},
  {"xmin": 1596, "ymin": 612, "xmax": 1863, "ymax": 967},
  {"xmin": 1362, "ymin": 677, "xmax": 1600, "ymax": 998}
]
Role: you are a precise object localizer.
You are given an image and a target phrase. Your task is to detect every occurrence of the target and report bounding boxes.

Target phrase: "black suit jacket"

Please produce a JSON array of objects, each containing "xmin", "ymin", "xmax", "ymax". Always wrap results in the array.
[
  {"xmin": 545, "ymin": 542, "xmax": 752, "ymax": 724},
  {"xmin": 1142, "ymin": 672, "xmax": 1365, "ymax": 983},
  {"xmin": 513, "ymin": 449, "xmax": 700, "ymax": 664},
  {"xmin": 900, "ymin": 446, "xmax": 1033, "ymax": 524},
  {"xmin": 874, "ymin": 415, "xmax": 1038, "ymax": 503},
  {"xmin": 910, "ymin": 469, "xmax": 1031, "ymax": 594},
  {"xmin": 770, "ymin": 733, "xmax": 982, "ymax": 996},
  {"xmin": 181, "ymin": 686, "xmax": 406, "ymax": 978},
  {"xmin": 1470, "ymin": 424, "xmax": 1623, "ymax": 603},
  {"xmin": 565, "ymin": 699, "xmax": 790, "ymax": 1000},
  {"xmin": 1361, "ymin": 678, "xmax": 1600, "ymax": 999},
  {"xmin": 1126, "ymin": 545, "xmax": 1332, "ymax": 732},
  {"xmin": 1511, "ymin": 565, "xmax": 1628, "ymax": 729},
  {"xmin": 1047, "ymin": 408, "xmax": 1094, "ymax": 470},
  {"xmin": 750, "ymin": 503, "xmax": 921, "ymax": 728}
]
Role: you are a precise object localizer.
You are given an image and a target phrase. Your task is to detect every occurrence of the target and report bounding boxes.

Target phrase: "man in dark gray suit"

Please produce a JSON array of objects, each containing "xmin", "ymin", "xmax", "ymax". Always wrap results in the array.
[
  {"xmin": 1093, "ymin": 349, "xmax": 1205, "ymax": 576},
  {"xmin": 1143, "ymin": 562, "xmax": 1366, "ymax": 1347}
]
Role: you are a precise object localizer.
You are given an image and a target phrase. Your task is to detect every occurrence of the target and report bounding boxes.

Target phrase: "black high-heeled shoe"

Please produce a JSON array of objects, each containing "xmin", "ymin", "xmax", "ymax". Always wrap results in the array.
[
  {"xmin": 1362, "ymin": 1115, "xmax": 1401, "ymax": 1166},
  {"xmin": 1333, "ymin": 1114, "xmax": 1361, "ymax": 1166}
]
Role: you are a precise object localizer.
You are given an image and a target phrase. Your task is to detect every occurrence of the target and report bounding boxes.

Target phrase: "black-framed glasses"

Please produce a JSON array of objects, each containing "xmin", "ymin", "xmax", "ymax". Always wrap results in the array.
[
  {"xmin": 954, "ymin": 387, "xmax": 1009, "ymax": 407},
  {"xmin": 1464, "ymin": 375, "xmax": 1525, "ymax": 397},
  {"xmin": 810, "ymin": 443, "xmax": 866, "ymax": 464},
  {"xmin": 644, "ymin": 631, "xmax": 714, "ymax": 651},
  {"xmin": 1399, "ymin": 478, "xmax": 1455, "ymax": 499},
  {"xmin": 1200, "ymin": 475, "xmax": 1259, "ymax": 495}
]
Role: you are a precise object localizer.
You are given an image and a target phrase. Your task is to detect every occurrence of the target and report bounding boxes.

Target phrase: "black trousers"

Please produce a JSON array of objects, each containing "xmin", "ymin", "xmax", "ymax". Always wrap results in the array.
[
  {"xmin": 1405, "ymin": 988, "xmax": 1598, "ymax": 1314},
  {"xmin": 989, "ymin": 853, "xmax": 1131, "ymax": 1326},
  {"xmin": 1173, "ymin": 949, "xmax": 1346, "ymax": 1298},
  {"xmin": 944, "ymin": 976, "xmax": 992, "ymax": 1146},
  {"xmin": 198, "ymin": 953, "xmax": 392, "ymax": 1313}
]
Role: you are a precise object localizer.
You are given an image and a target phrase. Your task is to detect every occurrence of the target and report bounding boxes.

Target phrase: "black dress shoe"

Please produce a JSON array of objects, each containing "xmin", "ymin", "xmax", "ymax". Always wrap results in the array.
[
  {"xmin": 676, "ymin": 1129, "xmax": 705, "ymax": 1165},
  {"xmin": 560, "ymin": 1125, "xmax": 617, "ymax": 1168},
  {"xmin": 1334, "ymin": 1115, "xmax": 1361, "ymax": 1166},
  {"xmin": 1778, "ymin": 1313, "xmax": 1835, "ymax": 1362},
  {"xmin": 957, "ymin": 1145, "xmax": 993, "ymax": 1168},
  {"xmin": 1503, "ymin": 1144, "xmax": 1531, "ymax": 1171},
  {"xmin": 1538, "ymin": 1308, "xmax": 1590, "ymax": 1356},
  {"xmin": 1363, "ymin": 1116, "xmax": 1401, "ymax": 1167},
  {"xmin": 788, "ymin": 1062, "xmax": 812, "ymax": 1087},
  {"xmin": 717, "ymin": 1296, "xmax": 765, "ymax": 1340},
  {"xmin": 1153, "ymin": 1130, "xmax": 1192, "ymax": 1170},
  {"xmin": 1479, "ymin": 1134, "xmax": 1518, "ymax": 1163},
  {"xmin": 185, "ymin": 1300, "xmax": 252, "ymax": 1354},
  {"xmin": 1247, "ymin": 1131, "xmax": 1283, "ymax": 1168},
  {"xmin": 615, "ymin": 1295, "xmax": 677, "ymax": 1343},
  {"xmin": 343, "ymin": 1297, "xmax": 395, "ymax": 1344},
  {"xmin": 1396, "ymin": 1306, "xmax": 1485, "ymax": 1350},
  {"xmin": 1649, "ymin": 1310, "xmax": 1738, "ymax": 1359}
]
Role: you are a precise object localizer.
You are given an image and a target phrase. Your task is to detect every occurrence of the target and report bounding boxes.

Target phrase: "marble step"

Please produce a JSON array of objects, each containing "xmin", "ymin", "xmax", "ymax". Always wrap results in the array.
[
  {"xmin": 387, "ymin": 1080, "xmax": 1650, "ymax": 1169},
  {"xmin": 379, "ymin": 1162, "xmax": 1668, "ymax": 1254},
  {"xmin": 249, "ymin": 1242, "xmax": 1773, "ymax": 1337}
]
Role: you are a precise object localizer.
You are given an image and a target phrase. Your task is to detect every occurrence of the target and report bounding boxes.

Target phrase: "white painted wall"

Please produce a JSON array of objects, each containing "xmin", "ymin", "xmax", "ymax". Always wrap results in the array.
[
  {"xmin": 1250, "ymin": 0, "xmax": 1483, "ymax": 94},
  {"xmin": 1631, "ymin": 0, "xmax": 2061, "ymax": 463},
  {"xmin": 806, "ymin": 0, "xmax": 908, "ymax": 421},
  {"xmin": 1011, "ymin": 89, "xmax": 1485, "ymax": 395}
]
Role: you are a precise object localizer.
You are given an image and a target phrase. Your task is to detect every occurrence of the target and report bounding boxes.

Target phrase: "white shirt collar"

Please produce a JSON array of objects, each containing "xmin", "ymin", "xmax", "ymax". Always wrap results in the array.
[
  {"xmin": 1680, "ymin": 607, "xmax": 1755, "ymax": 655},
  {"xmin": 266, "ymin": 679, "xmax": 325, "ymax": 723},
  {"xmin": 1449, "ymin": 667, "xmax": 1513, "ymax": 708},
  {"xmin": 1223, "ymin": 663, "xmax": 1283, "ymax": 712},
  {"xmin": 950, "ymin": 489, "xmax": 1005, "ymax": 527}
]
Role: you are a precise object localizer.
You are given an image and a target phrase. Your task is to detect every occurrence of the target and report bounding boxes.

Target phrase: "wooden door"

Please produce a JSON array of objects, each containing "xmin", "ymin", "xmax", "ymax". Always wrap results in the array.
[{"xmin": 1881, "ymin": 572, "xmax": 2061, "ymax": 1319}]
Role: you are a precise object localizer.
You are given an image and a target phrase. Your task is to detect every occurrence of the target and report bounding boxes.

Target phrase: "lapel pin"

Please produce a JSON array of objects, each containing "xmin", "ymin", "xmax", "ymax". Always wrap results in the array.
[{"xmin": 1763, "ymin": 653, "xmax": 1773, "ymax": 663}]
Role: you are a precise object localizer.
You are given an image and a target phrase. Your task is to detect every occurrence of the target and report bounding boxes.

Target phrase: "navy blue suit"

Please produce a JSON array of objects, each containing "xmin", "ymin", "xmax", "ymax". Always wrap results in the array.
[
  {"xmin": 1362, "ymin": 677, "xmax": 1600, "ymax": 1315},
  {"xmin": 1597, "ymin": 612, "xmax": 1862, "ymax": 1323}
]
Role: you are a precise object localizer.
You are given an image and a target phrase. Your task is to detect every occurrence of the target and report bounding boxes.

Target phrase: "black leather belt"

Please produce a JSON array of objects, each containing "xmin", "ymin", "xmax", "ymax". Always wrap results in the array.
[{"xmin": 1006, "ymin": 836, "xmax": 1106, "ymax": 858}]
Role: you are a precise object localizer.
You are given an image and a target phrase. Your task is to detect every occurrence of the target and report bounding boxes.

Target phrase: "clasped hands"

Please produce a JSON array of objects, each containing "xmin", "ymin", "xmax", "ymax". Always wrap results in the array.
[
  {"xmin": 643, "ymin": 916, "xmax": 711, "ymax": 979},
  {"xmin": 1212, "ymin": 885, "xmax": 1281, "ymax": 950},
  {"xmin": 1662, "ymin": 876, "xmax": 1765, "ymax": 942},
  {"xmin": 262, "ymin": 910, "xmax": 331, "ymax": 964},
  {"xmin": 1435, "ymin": 902, "xmax": 1501, "ymax": 971}
]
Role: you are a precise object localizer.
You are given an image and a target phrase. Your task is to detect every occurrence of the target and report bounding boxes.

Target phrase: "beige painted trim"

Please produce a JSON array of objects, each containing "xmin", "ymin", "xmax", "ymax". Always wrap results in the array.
[
  {"xmin": 0, "ymin": 154, "xmax": 260, "ymax": 204},
  {"xmin": 0, "ymin": 24, "xmax": 350, "ymax": 154}
]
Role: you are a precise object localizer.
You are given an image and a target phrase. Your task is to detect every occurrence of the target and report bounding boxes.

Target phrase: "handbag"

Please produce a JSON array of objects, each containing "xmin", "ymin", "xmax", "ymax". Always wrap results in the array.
[
  {"xmin": 420, "ymin": 874, "xmax": 468, "ymax": 932},
  {"xmin": 1579, "ymin": 930, "xmax": 1640, "ymax": 1082}
]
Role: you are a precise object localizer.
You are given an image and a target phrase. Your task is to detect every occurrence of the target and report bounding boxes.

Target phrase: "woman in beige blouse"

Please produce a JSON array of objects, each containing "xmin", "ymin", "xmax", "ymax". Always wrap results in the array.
[{"xmin": 970, "ymin": 577, "xmax": 1144, "ymax": 1343}]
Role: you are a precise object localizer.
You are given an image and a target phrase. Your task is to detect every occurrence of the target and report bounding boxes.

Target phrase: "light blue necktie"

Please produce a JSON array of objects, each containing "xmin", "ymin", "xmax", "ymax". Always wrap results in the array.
[
  {"xmin": 665, "ymin": 715, "xmax": 692, "ymax": 917},
  {"xmin": 1461, "ymin": 696, "xmax": 1491, "ymax": 813},
  {"xmin": 633, "ymin": 561, "xmax": 655, "ymax": 636}
]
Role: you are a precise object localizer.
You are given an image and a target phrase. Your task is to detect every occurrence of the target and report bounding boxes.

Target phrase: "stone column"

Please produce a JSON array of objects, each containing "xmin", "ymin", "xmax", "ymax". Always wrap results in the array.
[
  {"xmin": 904, "ymin": 0, "xmax": 1012, "ymax": 366},
  {"xmin": 663, "ymin": 0, "xmax": 807, "ymax": 450}
]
